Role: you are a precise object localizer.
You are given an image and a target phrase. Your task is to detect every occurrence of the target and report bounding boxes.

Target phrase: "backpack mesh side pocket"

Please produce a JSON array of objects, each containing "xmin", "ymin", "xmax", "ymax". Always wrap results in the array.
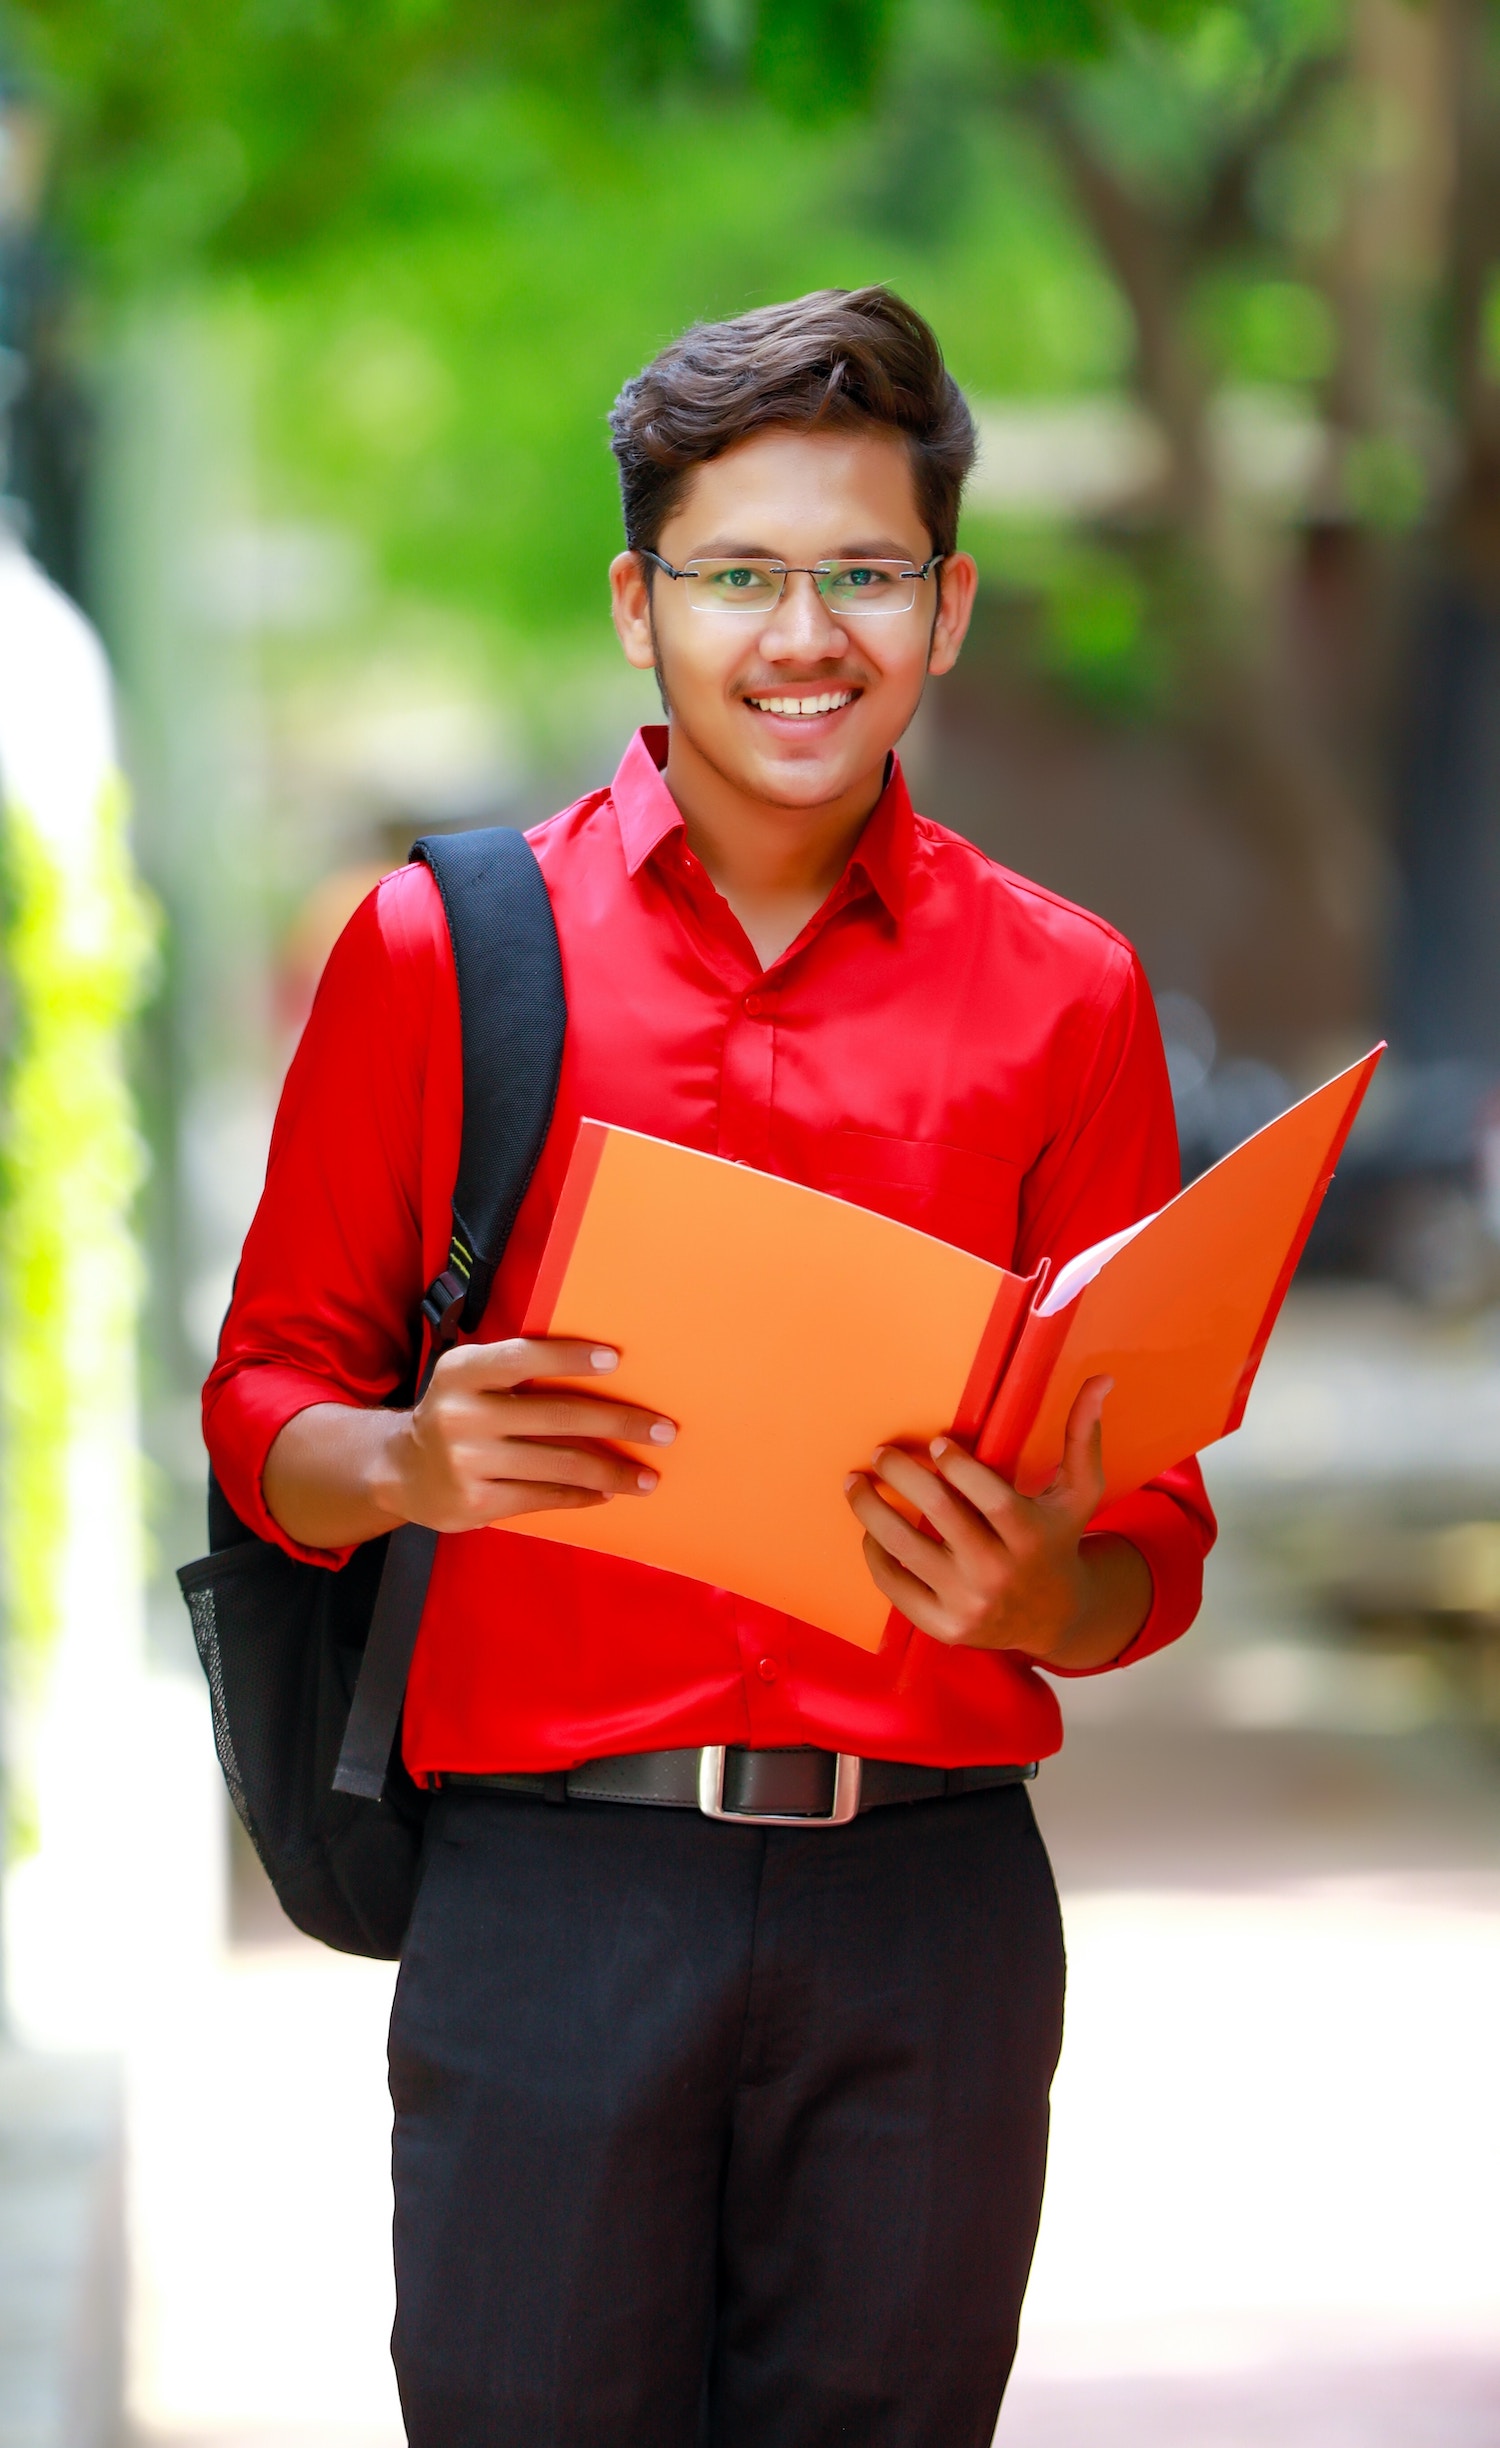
[
  {"xmin": 177, "ymin": 1535, "xmax": 422, "ymax": 1958},
  {"xmin": 182, "ymin": 1568, "xmax": 252, "ymax": 1848}
]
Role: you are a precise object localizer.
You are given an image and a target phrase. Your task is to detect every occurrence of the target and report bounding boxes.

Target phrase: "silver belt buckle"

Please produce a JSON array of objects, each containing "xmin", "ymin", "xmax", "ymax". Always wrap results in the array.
[{"xmin": 697, "ymin": 1745, "xmax": 862, "ymax": 1827}]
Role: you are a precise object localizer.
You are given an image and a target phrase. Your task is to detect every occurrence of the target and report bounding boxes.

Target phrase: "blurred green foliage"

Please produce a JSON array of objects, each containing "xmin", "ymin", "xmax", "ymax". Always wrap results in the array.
[
  {"xmin": 3, "ymin": 0, "xmax": 1446, "ymax": 716},
  {"xmin": 0, "ymin": 769, "xmax": 156, "ymax": 1736},
  {"xmin": 1196, "ymin": 275, "xmax": 1336, "ymax": 387},
  {"xmin": 976, "ymin": 521, "xmax": 1167, "ymax": 709},
  {"xmin": 241, "ymin": 86, "xmax": 1124, "ymax": 664},
  {"xmin": 9, "ymin": 0, "xmax": 1223, "ymax": 273}
]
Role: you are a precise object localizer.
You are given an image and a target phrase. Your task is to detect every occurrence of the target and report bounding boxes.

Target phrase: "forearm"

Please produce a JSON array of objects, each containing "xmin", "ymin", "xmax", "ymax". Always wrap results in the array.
[
  {"xmin": 1030, "ymin": 1531, "xmax": 1152, "ymax": 1671},
  {"xmin": 262, "ymin": 1340, "xmax": 670, "ymax": 1551},
  {"xmin": 263, "ymin": 1403, "xmax": 412, "ymax": 1551}
]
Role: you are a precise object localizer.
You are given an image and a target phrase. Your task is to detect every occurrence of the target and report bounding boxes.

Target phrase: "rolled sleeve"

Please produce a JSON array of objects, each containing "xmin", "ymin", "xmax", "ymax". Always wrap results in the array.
[
  {"xmin": 1049, "ymin": 1463, "xmax": 1217, "ymax": 1678},
  {"xmin": 203, "ymin": 1359, "xmax": 366, "ymax": 1568},
  {"xmin": 201, "ymin": 866, "xmax": 458, "ymax": 1570}
]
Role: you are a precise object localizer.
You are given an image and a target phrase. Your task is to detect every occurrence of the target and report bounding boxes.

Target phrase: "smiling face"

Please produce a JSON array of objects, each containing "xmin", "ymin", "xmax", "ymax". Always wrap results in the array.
[{"xmin": 609, "ymin": 424, "xmax": 976, "ymax": 817}]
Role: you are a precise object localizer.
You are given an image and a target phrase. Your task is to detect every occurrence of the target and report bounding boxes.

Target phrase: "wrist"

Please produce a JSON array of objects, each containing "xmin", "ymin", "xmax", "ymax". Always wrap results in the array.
[
  {"xmin": 1027, "ymin": 1534, "xmax": 1149, "ymax": 1671},
  {"xmin": 364, "ymin": 1410, "xmax": 420, "ymax": 1524},
  {"xmin": 1006, "ymin": 1553, "xmax": 1094, "ymax": 1664}
]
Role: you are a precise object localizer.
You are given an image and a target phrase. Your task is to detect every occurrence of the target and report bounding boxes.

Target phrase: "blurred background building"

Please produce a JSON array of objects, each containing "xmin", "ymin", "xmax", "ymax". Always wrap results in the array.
[{"xmin": 0, "ymin": 2, "xmax": 1497, "ymax": 2443}]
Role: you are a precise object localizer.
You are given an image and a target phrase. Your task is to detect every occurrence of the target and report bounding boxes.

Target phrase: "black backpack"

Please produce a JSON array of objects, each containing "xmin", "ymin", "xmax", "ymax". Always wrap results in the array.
[{"xmin": 176, "ymin": 828, "xmax": 566, "ymax": 1959}]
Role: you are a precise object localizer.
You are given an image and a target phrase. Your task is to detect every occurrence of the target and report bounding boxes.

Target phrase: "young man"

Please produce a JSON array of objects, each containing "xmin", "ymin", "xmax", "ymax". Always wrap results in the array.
[{"xmin": 206, "ymin": 286, "xmax": 1214, "ymax": 2447}]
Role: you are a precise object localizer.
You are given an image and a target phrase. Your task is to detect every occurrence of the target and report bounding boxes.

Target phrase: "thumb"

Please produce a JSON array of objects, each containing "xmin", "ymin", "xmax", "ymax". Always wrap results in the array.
[
  {"xmin": 1042, "ymin": 1373, "xmax": 1113, "ymax": 1514},
  {"xmin": 438, "ymin": 1336, "xmax": 619, "ymax": 1392}
]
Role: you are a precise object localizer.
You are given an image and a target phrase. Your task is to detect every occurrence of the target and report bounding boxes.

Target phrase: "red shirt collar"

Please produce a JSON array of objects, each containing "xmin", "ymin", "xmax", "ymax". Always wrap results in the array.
[{"xmin": 610, "ymin": 724, "xmax": 914, "ymax": 922}]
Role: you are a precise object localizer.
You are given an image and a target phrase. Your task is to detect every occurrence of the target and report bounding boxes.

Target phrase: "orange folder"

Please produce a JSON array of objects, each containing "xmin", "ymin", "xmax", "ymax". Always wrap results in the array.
[{"xmin": 504, "ymin": 1047, "xmax": 1382, "ymax": 1649}]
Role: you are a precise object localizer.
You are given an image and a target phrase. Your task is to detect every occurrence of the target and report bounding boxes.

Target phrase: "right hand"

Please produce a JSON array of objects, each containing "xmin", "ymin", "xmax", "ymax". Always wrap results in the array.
[{"xmin": 378, "ymin": 1339, "xmax": 675, "ymax": 1533}]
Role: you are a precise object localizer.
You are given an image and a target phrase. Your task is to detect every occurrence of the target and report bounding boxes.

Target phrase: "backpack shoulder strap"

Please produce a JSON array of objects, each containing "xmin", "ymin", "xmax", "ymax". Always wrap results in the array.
[
  {"xmin": 413, "ymin": 825, "xmax": 567, "ymax": 1340},
  {"xmin": 333, "ymin": 825, "xmax": 566, "ymax": 1803}
]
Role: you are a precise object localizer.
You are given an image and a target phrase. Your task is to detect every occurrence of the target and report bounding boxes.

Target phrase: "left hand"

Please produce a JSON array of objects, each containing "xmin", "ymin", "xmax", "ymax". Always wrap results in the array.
[{"xmin": 844, "ymin": 1374, "xmax": 1146, "ymax": 1663}]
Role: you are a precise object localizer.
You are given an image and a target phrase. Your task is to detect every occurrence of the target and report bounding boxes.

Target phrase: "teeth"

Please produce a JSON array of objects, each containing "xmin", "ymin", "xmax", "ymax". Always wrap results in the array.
[{"xmin": 747, "ymin": 690, "xmax": 855, "ymax": 717}]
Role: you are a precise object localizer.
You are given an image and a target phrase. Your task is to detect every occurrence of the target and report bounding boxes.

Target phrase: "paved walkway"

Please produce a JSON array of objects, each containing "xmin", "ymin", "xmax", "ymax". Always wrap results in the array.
[
  {"xmin": 0, "ymin": 2053, "xmax": 122, "ymax": 2448},
  {"xmin": 129, "ymin": 1289, "xmax": 1500, "ymax": 2446},
  {"xmin": 128, "ymin": 1944, "xmax": 402, "ymax": 2444},
  {"xmin": 1003, "ymin": 1288, "xmax": 1500, "ymax": 2442}
]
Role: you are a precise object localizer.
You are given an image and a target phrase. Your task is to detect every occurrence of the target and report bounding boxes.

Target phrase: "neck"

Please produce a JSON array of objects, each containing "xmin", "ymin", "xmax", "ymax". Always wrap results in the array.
[{"xmin": 662, "ymin": 724, "xmax": 887, "ymax": 969}]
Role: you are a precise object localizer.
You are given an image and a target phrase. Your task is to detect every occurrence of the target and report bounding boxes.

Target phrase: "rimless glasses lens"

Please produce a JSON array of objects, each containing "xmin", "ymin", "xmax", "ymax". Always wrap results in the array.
[{"xmin": 641, "ymin": 553, "xmax": 942, "ymax": 615}]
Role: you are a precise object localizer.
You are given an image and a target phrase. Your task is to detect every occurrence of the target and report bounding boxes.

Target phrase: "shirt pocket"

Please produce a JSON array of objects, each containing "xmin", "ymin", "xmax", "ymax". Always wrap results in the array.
[{"xmin": 816, "ymin": 1131, "xmax": 1023, "ymax": 1266}]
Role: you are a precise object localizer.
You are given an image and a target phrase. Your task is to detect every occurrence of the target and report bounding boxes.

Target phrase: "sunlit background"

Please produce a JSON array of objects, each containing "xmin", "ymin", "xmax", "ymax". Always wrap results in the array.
[{"xmin": 0, "ymin": 3, "xmax": 1498, "ymax": 2443}]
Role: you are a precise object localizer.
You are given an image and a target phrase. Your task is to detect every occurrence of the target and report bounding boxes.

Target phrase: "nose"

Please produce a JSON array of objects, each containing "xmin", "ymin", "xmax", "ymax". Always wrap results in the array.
[{"xmin": 760, "ymin": 570, "xmax": 848, "ymax": 660}]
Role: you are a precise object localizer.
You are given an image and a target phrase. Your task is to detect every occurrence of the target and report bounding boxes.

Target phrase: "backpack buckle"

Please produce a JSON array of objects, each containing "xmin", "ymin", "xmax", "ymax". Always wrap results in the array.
[{"xmin": 420, "ymin": 1267, "xmax": 470, "ymax": 1345}]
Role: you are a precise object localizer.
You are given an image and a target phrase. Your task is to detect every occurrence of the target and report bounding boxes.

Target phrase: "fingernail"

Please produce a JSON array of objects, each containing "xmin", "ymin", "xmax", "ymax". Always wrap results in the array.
[
  {"xmin": 591, "ymin": 1349, "xmax": 618, "ymax": 1371},
  {"xmin": 843, "ymin": 1473, "xmax": 858, "ymax": 1493},
  {"xmin": 648, "ymin": 1421, "xmax": 676, "ymax": 1444},
  {"xmin": 930, "ymin": 1437, "xmax": 949, "ymax": 1458},
  {"xmin": 637, "ymin": 1468, "xmax": 658, "ymax": 1491}
]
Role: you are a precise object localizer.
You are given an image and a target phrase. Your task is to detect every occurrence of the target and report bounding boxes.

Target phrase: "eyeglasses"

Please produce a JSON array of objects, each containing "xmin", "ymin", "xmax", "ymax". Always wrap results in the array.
[{"xmin": 639, "ymin": 549, "xmax": 943, "ymax": 616}]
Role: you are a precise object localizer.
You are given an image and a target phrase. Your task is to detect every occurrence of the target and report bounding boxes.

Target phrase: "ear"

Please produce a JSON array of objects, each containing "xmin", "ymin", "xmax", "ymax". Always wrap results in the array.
[
  {"xmin": 610, "ymin": 551, "xmax": 657, "ymax": 670},
  {"xmin": 926, "ymin": 552, "xmax": 978, "ymax": 678}
]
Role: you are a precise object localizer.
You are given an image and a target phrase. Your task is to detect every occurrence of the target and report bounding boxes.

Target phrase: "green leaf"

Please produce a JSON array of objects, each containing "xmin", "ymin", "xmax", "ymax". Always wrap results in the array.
[
  {"xmin": 749, "ymin": 0, "xmax": 893, "ymax": 121},
  {"xmin": 974, "ymin": 0, "xmax": 1220, "ymax": 69}
]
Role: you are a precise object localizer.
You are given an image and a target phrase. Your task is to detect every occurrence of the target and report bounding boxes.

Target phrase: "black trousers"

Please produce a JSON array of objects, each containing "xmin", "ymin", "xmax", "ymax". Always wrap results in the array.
[{"xmin": 389, "ymin": 1780, "xmax": 1066, "ymax": 2448}]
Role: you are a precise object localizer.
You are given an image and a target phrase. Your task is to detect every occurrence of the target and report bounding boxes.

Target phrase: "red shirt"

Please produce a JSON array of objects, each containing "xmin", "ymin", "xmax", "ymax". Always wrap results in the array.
[{"xmin": 205, "ymin": 726, "xmax": 1214, "ymax": 1778}]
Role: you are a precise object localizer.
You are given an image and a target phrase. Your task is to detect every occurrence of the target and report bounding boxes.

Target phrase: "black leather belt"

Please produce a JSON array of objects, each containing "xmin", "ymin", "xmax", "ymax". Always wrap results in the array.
[{"xmin": 435, "ymin": 1745, "xmax": 1038, "ymax": 1826}]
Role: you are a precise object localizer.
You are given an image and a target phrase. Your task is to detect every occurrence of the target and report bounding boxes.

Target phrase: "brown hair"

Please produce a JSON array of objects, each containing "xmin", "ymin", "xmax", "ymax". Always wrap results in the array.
[{"xmin": 608, "ymin": 286, "xmax": 977, "ymax": 561}]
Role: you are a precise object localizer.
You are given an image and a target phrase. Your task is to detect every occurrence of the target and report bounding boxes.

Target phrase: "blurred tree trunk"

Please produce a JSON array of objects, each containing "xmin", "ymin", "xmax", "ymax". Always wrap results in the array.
[
  {"xmin": 1014, "ymin": 55, "xmax": 1385, "ymax": 992},
  {"xmin": 1387, "ymin": 0, "xmax": 1500, "ymax": 1066}
]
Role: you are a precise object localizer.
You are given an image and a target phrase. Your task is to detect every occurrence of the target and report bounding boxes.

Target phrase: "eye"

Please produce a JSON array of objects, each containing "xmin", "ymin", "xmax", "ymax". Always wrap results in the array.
[
  {"xmin": 708, "ymin": 563, "xmax": 765, "ymax": 591},
  {"xmin": 823, "ymin": 561, "xmax": 903, "ymax": 608},
  {"xmin": 828, "ymin": 563, "xmax": 897, "ymax": 593},
  {"xmin": 697, "ymin": 562, "xmax": 778, "ymax": 603}
]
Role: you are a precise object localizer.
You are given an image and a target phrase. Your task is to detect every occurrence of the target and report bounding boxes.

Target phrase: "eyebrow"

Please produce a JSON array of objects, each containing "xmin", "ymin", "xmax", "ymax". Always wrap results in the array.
[{"xmin": 682, "ymin": 537, "xmax": 924, "ymax": 562}]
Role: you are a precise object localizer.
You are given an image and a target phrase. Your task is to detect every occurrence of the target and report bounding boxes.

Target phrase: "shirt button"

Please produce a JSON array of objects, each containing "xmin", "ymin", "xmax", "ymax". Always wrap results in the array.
[
  {"xmin": 757, "ymin": 1656, "xmax": 779, "ymax": 1683},
  {"xmin": 743, "ymin": 993, "xmax": 764, "ymax": 1017}
]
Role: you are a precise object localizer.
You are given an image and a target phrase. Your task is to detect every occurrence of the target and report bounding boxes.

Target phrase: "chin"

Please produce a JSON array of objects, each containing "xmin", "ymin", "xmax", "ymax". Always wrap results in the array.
[
  {"xmin": 748, "ymin": 755, "xmax": 861, "ymax": 808},
  {"xmin": 744, "ymin": 725, "xmax": 877, "ymax": 793},
  {"xmin": 679, "ymin": 706, "xmax": 886, "ymax": 808}
]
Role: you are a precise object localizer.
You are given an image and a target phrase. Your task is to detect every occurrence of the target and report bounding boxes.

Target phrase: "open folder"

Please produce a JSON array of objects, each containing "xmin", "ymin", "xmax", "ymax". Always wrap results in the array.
[{"xmin": 500, "ymin": 1047, "xmax": 1383, "ymax": 1650}]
